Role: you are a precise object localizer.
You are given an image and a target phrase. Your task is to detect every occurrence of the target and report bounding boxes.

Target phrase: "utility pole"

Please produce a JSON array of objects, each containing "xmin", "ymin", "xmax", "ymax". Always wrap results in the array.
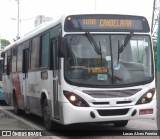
[
  {"xmin": 10, "ymin": 0, "xmax": 20, "ymax": 40},
  {"xmin": 95, "ymin": 0, "xmax": 97, "ymax": 11},
  {"xmin": 152, "ymin": 0, "xmax": 160, "ymax": 40},
  {"xmin": 16, "ymin": 0, "xmax": 20, "ymax": 40}
]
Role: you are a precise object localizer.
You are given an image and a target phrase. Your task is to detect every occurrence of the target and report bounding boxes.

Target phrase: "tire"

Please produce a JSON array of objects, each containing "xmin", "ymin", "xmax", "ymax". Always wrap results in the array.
[
  {"xmin": 114, "ymin": 120, "xmax": 128, "ymax": 127},
  {"xmin": 42, "ymin": 98, "xmax": 53, "ymax": 130},
  {"xmin": 13, "ymin": 94, "xmax": 21, "ymax": 115}
]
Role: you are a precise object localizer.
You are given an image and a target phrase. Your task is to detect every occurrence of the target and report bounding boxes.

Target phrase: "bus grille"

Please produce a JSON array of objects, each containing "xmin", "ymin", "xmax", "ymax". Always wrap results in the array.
[
  {"xmin": 83, "ymin": 89, "xmax": 141, "ymax": 98},
  {"xmin": 97, "ymin": 108, "xmax": 129, "ymax": 116},
  {"xmin": 92, "ymin": 101, "xmax": 132, "ymax": 105}
]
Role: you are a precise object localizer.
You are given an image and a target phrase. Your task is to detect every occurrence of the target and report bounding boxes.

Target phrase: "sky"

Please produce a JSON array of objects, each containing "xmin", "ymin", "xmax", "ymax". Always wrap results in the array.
[{"xmin": 0, "ymin": 0, "xmax": 154, "ymax": 43}]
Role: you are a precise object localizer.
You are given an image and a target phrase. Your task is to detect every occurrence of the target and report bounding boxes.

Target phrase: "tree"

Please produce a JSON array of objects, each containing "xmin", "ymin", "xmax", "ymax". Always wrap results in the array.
[{"xmin": 0, "ymin": 39, "xmax": 10, "ymax": 47}]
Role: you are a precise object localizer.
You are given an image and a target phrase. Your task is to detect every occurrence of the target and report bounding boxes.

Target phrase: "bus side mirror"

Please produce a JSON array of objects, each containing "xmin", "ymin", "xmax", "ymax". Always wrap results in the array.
[{"xmin": 59, "ymin": 37, "xmax": 67, "ymax": 58}]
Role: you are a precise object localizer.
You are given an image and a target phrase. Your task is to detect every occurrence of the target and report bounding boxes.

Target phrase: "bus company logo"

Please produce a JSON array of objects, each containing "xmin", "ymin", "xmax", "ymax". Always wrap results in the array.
[{"xmin": 2, "ymin": 131, "xmax": 11, "ymax": 136}]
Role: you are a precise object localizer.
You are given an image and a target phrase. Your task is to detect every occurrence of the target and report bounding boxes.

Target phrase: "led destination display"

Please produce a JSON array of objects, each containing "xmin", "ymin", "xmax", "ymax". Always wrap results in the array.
[{"xmin": 65, "ymin": 14, "xmax": 150, "ymax": 32}]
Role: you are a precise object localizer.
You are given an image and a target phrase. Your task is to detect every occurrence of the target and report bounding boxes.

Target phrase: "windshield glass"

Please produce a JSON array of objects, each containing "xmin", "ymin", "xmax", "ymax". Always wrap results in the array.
[{"xmin": 64, "ymin": 34, "xmax": 153, "ymax": 87}]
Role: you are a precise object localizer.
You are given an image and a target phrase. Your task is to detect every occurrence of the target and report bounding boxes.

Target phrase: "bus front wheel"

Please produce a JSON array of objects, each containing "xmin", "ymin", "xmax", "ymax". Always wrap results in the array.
[{"xmin": 42, "ymin": 98, "xmax": 53, "ymax": 130}]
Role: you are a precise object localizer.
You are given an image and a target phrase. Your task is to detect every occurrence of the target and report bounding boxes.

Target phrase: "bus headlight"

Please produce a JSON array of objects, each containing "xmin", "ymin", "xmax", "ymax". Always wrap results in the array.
[
  {"xmin": 63, "ymin": 91, "xmax": 89, "ymax": 107},
  {"xmin": 136, "ymin": 88, "xmax": 155, "ymax": 105}
]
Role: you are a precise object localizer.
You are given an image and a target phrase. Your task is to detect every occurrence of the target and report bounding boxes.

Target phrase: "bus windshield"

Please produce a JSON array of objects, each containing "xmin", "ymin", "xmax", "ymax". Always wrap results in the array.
[{"xmin": 64, "ymin": 34, "xmax": 153, "ymax": 87}]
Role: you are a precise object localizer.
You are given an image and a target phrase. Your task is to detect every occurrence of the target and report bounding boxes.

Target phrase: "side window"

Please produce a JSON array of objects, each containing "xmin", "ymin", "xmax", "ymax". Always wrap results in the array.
[
  {"xmin": 7, "ymin": 56, "xmax": 11, "ymax": 75},
  {"xmin": 12, "ymin": 48, "xmax": 17, "ymax": 72},
  {"xmin": 31, "ymin": 37, "xmax": 40, "ymax": 69},
  {"xmin": 52, "ymin": 38, "xmax": 59, "ymax": 71},
  {"xmin": 50, "ymin": 24, "xmax": 61, "ymax": 39},
  {"xmin": 6, "ymin": 50, "xmax": 11, "ymax": 75},
  {"xmin": 23, "ymin": 41, "xmax": 31, "ymax": 69},
  {"xmin": 17, "ymin": 45, "xmax": 23, "ymax": 72},
  {"xmin": 41, "ymin": 33, "xmax": 49, "ymax": 67}
]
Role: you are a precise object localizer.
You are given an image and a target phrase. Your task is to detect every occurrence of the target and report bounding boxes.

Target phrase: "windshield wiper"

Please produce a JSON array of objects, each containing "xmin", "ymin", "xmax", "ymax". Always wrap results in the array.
[
  {"xmin": 85, "ymin": 32, "xmax": 102, "ymax": 55},
  {"xmin": 117, "ymin": 40, "xmax": 120, "ymax": 64},
  {"xmin": 118, "ymin": 32, "xmax": 133, "ymax": 53}
]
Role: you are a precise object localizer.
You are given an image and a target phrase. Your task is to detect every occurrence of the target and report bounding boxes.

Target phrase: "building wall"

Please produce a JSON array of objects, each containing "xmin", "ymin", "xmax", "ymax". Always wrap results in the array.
[{"xmin": 34, "ymin": 15, "xmax": 53, "ymax": 27}]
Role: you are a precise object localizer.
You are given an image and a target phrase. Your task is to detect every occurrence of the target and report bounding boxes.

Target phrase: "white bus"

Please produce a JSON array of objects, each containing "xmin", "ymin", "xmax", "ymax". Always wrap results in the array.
[{"xmin": 2, "ymin": 13, "xmax": 155, "ymax": 130}]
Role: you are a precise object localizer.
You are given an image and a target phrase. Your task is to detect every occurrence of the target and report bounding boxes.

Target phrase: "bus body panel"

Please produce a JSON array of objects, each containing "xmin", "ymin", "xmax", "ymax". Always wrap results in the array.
[
  {"xmin": 3, "ymin": 75, "xmax": 13, "ymax": 105},
  {"xmin": 26, "ymin": 70, "xmax": 53, "ymax": 116}
]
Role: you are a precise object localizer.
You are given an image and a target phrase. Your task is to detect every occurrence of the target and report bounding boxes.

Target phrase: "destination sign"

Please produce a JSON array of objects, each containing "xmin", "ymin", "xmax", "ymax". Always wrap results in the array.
[
  {"xmin": 83, "ymin": 19, "xmax": 132, "ymax": 28},
  {"xmin": 64, "ymin": 14, "xmax": 150, "ymax": 32}
]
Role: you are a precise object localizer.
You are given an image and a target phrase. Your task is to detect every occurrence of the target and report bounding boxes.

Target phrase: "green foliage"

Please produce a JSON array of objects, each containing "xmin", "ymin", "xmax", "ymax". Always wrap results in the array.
[{"xmin": 0, "ymin": 39, "xmax": 10, "ymax": 47}]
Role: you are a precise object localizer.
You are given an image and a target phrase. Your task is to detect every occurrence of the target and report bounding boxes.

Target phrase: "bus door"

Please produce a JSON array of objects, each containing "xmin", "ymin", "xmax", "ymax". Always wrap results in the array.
[
  {"xmin": 52, "ymin": 38, "xmax": 59, "ymax": 119},
  {"xmin": 22, "ymin": 48, "xmax": 29, "ymax": 113}
]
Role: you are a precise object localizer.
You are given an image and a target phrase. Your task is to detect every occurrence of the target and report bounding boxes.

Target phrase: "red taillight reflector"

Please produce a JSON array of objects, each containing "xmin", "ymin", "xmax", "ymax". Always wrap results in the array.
[{"xmin": 139, "ymin": 109, "xmax": 153, "ymax": 115}]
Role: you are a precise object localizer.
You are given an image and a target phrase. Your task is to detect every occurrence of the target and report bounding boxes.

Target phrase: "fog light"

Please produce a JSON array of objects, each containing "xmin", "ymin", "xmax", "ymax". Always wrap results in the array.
[
  {"xmin": 76, "ymin": 100, "xmax": 83, "ymax": 106},
  {"xmin": 141, "ymin": 98, "xmax": 146, "ymax": 104}
]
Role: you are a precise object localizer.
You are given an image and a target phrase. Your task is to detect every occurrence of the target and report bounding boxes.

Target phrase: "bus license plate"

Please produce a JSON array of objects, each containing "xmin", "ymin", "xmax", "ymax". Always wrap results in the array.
[{"xmin": 139, "ymin": 109, "xmax": 153, "ymax": 115}]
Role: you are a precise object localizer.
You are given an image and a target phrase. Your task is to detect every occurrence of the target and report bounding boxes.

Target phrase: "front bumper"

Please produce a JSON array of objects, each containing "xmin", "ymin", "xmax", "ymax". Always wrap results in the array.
[{"xmin": 61, "ymin": 99, "xmax": 156, "ymax": 125}]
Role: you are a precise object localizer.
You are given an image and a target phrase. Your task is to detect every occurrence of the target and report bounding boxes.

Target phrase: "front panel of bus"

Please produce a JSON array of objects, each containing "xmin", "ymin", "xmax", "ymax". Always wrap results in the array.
[{"xmin": 59, "ymin": 14, "xmax": 155, "ymax": 125}]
